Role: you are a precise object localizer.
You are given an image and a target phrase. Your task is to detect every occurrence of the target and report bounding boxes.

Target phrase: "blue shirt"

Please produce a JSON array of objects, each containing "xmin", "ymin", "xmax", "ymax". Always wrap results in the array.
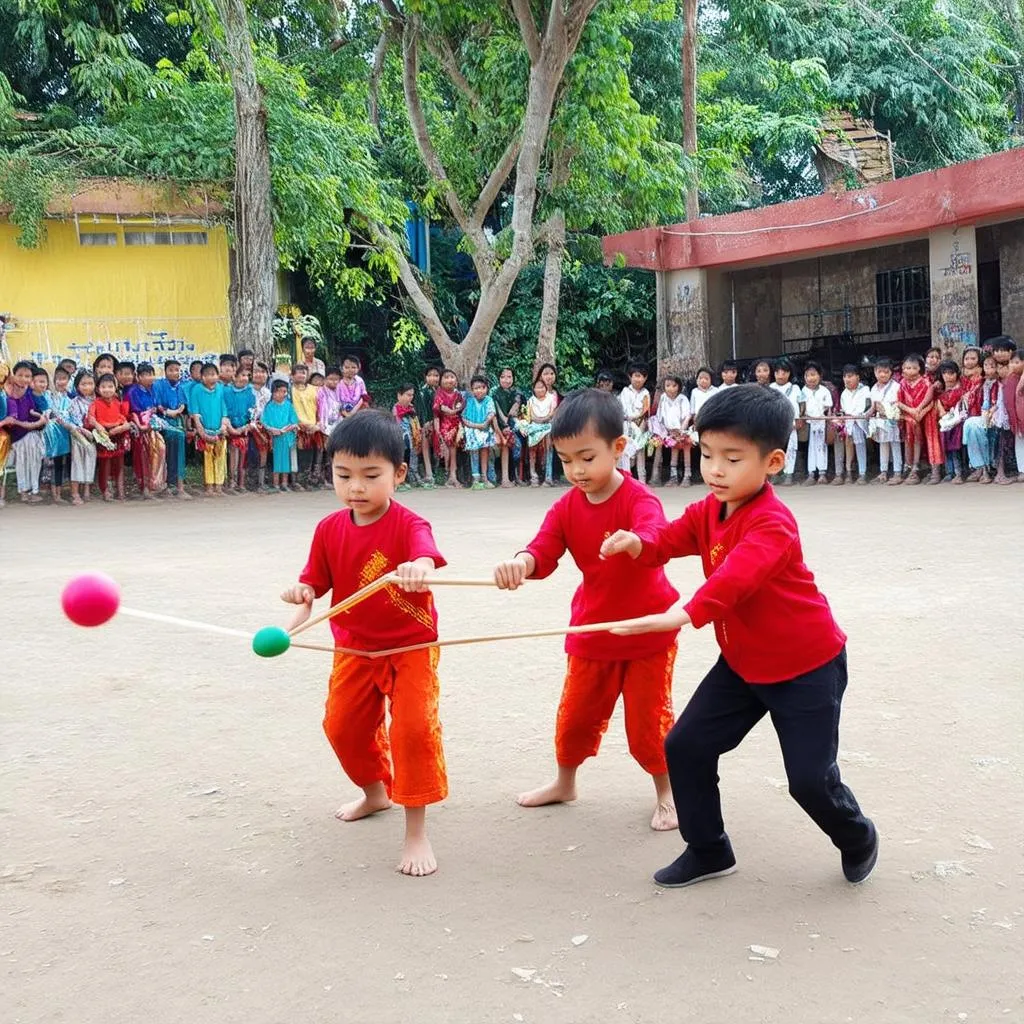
[
  {"xmin": 127, "ymin": 383, "xmax": 157, "ymax": 415},
  {"xmin": 223, "ymin": 383, "xmax": 256, "ymax": 428},
  {"xmin": 153, "ymin": 377, "xmax": 185, "ymax": 413},
  {"xmin": 189, "ymin": 383, "xmax": 227, "ymax": 432}
]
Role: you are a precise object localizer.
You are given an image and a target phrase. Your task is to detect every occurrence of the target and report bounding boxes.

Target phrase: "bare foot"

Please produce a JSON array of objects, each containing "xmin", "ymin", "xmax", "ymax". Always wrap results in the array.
[
  {"xmin": 335, "ymin": 792, "xmax": 392, "ymax": 822},
  {"xmin": 650, "ymin": 800, "xmax": 678, "ymax": 831},
  {"xmin": 517, "ymin": 778, "xmax": 578, "ymax": 807},
  {"xmin": 398, "ymin": 833, "xmax": 437, "ymax": 877}
]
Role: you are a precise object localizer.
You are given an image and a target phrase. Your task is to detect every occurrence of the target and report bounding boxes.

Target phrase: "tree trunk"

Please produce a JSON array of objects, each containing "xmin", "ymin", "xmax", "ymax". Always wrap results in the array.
[
  {"xmin": 534, "ymin": 208, "xmax": 565, "ymax": 374},
  {"xmin": 681, "ymin": 0, "xmax": 699, "ymax": 221},
  {"xmin": 215, "ymin": 0, "xmax": 277, "ymax": 361}
]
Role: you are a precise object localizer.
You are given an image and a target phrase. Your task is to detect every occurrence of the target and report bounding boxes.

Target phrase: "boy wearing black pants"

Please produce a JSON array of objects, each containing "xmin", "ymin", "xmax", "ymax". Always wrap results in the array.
[{"xmin": 602, "ymin": 383, "xmax": 877, "ymax": 888}]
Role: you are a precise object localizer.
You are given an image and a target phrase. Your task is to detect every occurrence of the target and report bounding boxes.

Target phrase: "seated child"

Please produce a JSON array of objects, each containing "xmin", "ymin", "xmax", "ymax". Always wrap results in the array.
[
  {"xmin": 282, "ymin": 410, "xmax": 448, "ymax": 876},
  {"xmin": 494, "ymin": 389, "xmax": 681, "ymax": 830},
  {"xmin": 601, "ymin": 384, "xmax": 877, "ymax": 887}
]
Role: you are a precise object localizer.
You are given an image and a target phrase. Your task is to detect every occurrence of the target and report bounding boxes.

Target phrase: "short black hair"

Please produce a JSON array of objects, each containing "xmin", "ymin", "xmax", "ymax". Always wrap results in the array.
[
  {"xmin": 270, "ymin": 379, "xmax": 289, "ymax": 395},
  {"xmin": 470, "ymin": 373, "xmax": 489, "ymax": 388},
  {"xmin": 93, "ymin": 352, "xmax": 115, "ymax": 366},
  {"xmin": 201, "ymin": 361, "xmax": 218, "ymax": 375},
  {"xmin": 773, "ymin": 357, "xmax": 793, "ymax": 374},
  {"xmin": 291, "ymin": 362, "xmax": 308, "ymax": 374},
  {"xmin": 1013, "ymin": 349, "xmax": 1024, "ymax": 361},
  {"xmin": 902, "ymin": 353, "xmax": 925, "ymax": 373},
  {"xmin": 254, "ymin": 361, "xmax": 269, "ymax": 373},
  {"xmin": 59, "ymin": 357, "xmax": 77, "ymax": 370},
  {"xmin": 804, "ymin": 360, "xmax": 823, "ymax": 376},
  {"xmin": 54, "ymin": 366, "xmax": 71, "ymax": 380},
  {"xmin": 325, "ymin": 365, "xmax": 342, "ymax": 377},
  {"xmin": 696, "ymin": 366, "xmax": 713, "ymax": 379},
  {"xmin": 309, "ymin": 372, "xmax": 324, "ymax": 384},
  {"xmin": 628, "ymin": 362, "xmax": 648, "ymax": 377},
  {"xmin": 73, "ymin": 369, "xmax": 94, "ymax": 391},
  {"xmin": 663, "ymin": 375, "xmax": 683, "ymax": 390},
  {"xmin": 12, "ymin": 360, "xmax": 34, "ymax": 375},
  {"xmin": 97, "ymin": 372, "xmax": 117, "ymax": 388},
  {"xmin": 550, "ymin": 388, "xmax": 624, "ymax": 445},
  {"xmin": 219, "ymin": 353, "xmax": 238, "ymax": 366},
  {"xmin": 164, "ymin": 359, "xmax": 181, "ymax": 370},
  {"xmin": 238, "ymin": 348, "xmax": 254, "ymax": 359},
  {"xmin": 326, "ymin": 408, "xmax": 405, "ymax": 468},
  {"xmin": 926, "ymin": 346, "xmax": 941, "ymax": 357},
  {"xmin": 397, "ymin": 382, "xmax": 415, "ymax": 395},
  {"xmin": 841, "ymin": 363, "xmax": 859, "ymax": 376},
  {"xmin": 342, "ymin": 353, "xmax": 361, "ymax": 367},
  {"xmin": 189, "ymin": 360, "xmax": 203, "ymax": 370},
  {"xmin": 938, "ymin": 359, "xmax": 960, "ymax": 377},
  {"xmin": 137, "ymin": 362, "xmax": 155, "ymax": 375},
  {"xmin": 117, "ymin": 361, "xmax": 135, "ymax": 372},
  {"xmin": 720, "ymin": 359, "xmax": 738, "ymax": 372},
  {"xmin": 695, "ymin": 384, "xmax": 793, "ymax": 454},
  {"xmin": 424, "ymin": 364, "xmax": 442, "ymax": 377},
  {"xmin": 988, "ymin": 335, "xmax": 1016, "ymax": 353},
  {"xmin": 874, "ymin": 358, "xmax": 893, "ymax": 371},
  {"xmin": 32, "ymin": 366, "xmax": 49, "ymax": 380},
  {"xmin": 595, "ymin": 369, "xmax": 614, "ymax": 383}
]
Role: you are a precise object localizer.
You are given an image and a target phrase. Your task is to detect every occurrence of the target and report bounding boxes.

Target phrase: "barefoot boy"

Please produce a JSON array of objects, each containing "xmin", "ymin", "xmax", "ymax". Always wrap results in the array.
[
  {"xmin": 494, "ymin": 389, "xmax": 681, "ymax": 830},
  {"xmin": 602, "ymin": 384, "xmax": 878, "ymax": 887},
  {"xmin": 282, "ymin": 409, "xmax": 448, "ymax": 876}
]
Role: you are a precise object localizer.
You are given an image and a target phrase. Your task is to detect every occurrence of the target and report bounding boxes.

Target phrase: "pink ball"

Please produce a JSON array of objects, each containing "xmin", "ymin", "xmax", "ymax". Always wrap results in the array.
[{"xmin": 61, "ymin": 573, "xmax": 121, "ymax": 628}]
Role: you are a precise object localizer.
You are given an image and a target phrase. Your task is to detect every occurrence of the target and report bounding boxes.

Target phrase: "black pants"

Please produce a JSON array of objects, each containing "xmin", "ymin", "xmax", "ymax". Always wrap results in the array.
[
  {"xmin": 52, "ymin": 453, "xmax": 70, "ymax": 487},
  {"xmin": 665, "ymin": 648, "xmax": 873, "ymax": 857}
]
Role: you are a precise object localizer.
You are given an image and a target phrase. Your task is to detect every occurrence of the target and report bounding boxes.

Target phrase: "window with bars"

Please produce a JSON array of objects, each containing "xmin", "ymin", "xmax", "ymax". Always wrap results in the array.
[
  {"xmin": 124, "ymin": 230, "xmax": 208, "ymax": 246},
  {"xmin": 79, "ymin": 232, "xmax": 118, "ymax": 246},
  {"xmin": 876, "ymin": 266, "xmax": 930, "ymax": 334}
]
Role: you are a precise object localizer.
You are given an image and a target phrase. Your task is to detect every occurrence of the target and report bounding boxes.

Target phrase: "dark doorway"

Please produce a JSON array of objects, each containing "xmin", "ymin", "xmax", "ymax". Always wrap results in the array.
[{"xmin": 978, "ymin": 261, "xmax": 1002, "ymax": 341}]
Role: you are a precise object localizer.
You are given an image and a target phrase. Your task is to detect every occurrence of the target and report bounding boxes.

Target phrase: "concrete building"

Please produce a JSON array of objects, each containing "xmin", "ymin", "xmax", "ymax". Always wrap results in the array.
[{"xmin": 602, "ymin": 149, "xmax": 1024, "ymax": 379}]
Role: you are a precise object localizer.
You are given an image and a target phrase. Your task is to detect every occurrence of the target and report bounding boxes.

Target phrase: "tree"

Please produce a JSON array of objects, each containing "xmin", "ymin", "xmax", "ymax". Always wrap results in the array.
[{"xmin": 681, "ymin": 0, "xmax": 698, "ymax": 219}]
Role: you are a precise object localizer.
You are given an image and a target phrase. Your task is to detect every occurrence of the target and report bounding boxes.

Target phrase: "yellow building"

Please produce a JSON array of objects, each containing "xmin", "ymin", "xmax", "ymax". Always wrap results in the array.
[{"xmin": 1, "ymin": 179, "xmax": 230, "ymax": 371}]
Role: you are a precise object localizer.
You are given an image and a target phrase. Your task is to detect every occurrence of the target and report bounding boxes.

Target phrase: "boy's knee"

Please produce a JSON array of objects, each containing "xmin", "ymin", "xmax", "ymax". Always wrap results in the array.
[
  {"xmin": 664, "ymin": 719, "xmax": 704, "ymax": 764},
  {"xmin": 787, "ymin": 765, "xmax": 835, "ymax": 807}
]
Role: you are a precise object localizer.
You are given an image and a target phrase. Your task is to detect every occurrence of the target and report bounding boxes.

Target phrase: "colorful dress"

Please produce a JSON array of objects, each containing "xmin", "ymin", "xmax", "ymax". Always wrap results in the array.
[
  {"xmin": 650, "ymin": 392, "xmax": 689, "ymax": 447},
  {"xmin": 261, "ymin": 398, "xmax": 299, "ymax": 474},
  {"xmin": 898, "ymin": 377, "xmax": 933, "ymax": 450},
  {"xmin": 337, "ymin": 376, "xmax": 368, "ymax": 415},
  {"xmin": 922, "ymin": 372, "xmax": 943, "ymax": 466},
  {"xmin": 619, "ymin": 386, "xmax": 651, "ymax": 460},
  {"xmin": 433, "ymin": 387, "xmax": 465, "ymax": 456},
  {"xmin": 67, "ymin": 394, "xmax": 97, "ymax": 484},
  {"xmin": 0, "ymin": 390, "xmax": 10, "ymax": 475},
  {"xmin": 317, "ymin": 384, "xmax": 343, "ymax": 436},
  {"xmin": 393, "ymin": 402, "xmax": 421, "ymax": 457},
  {"xmin": 87, "ymin": 397, "xmax": 131, "ymax": 459},
  {"xmin": 936, "ymin": 384, "xmax": 966, "ymax": 452},
  {"xmin": 519, "ymin": 392, "xmax": 556, "ymax": 448},
  {"xmin": 43, "ymin": 390, "xmax": 72, "ymax": 459},
  {"xmin": 463, "ymin": 394, "xmax": 496, "ymax": 450}
]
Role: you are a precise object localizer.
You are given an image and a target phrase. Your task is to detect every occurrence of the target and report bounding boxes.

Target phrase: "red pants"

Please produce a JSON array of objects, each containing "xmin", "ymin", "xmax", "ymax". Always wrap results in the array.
[
  {"xmin": 323, "ymin": 648, "xmax": 447, "ymax": 807},
  {"xmin": 555, "ymin": 645, "xmax": 677, "ymax": 775},
  {"xmin": 923, "ymin": 407, "xmax": 943, "ymax": 466}
]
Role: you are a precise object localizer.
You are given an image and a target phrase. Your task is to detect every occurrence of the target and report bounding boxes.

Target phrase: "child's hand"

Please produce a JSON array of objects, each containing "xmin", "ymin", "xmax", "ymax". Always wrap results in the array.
[
  {"xmin": 600, "ymin": 530, "xmax": 642, "ymax": 560},
  {"xmin": 611, "ymin": 607, "xmax": 690, "ymax": 635},
  {"xmin": 281, "ymin": 583, "xmax": 315, "ymax": 607},
  {"xmin": 494, "ymin": 556, "xmax": 531, "ymax": 590},
  {"xmin": 395, "ymin": 559, "xmax": 432, "ymax": 593}
]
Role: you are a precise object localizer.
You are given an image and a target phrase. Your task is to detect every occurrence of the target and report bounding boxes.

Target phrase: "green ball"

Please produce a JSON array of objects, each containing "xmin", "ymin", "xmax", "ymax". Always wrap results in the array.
[{"xmin": 252, "ymin": 626, "xmax": 291, "ymax": 658}]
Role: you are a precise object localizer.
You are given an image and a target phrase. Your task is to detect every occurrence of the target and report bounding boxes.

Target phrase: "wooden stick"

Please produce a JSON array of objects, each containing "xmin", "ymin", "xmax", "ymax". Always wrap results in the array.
[
  {"xmin": 120, "ymin": 606, "xmax": 252, "ymax": 639},
  {"xmin": 287, "ymin": 615, "xmax": 670, "ymax": 659},
  {"xmin": 286, "ymin": 575, "xmax": 510, "ymax": 638}
]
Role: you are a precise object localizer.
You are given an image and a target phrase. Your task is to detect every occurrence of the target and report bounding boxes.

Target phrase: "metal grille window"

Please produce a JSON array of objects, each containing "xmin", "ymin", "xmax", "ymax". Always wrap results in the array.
[
  {"xmin": 876, "ymin": 267, "xmax": 930, "ymax": 334},
  {"xmin": 79, "ymin": 232, "xmax": 118, "ymax": 246},
  {"xmin": 123, "ymin": 231, "xmax": 207, "ymax": 246}
]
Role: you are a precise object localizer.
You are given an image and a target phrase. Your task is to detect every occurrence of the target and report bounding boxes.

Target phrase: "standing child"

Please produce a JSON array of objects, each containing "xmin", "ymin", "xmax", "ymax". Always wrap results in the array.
[
  {"xmin": 45, "ymin": 366, "xmax": 74, "ymax": 504},
  {"xmin": 494, "ymin": 389, "xmax": 681, "ymax": 830},
  {"xmin": 519, "ymin": 377, "xmax": 556, "ymax": 486},
  {"xmin": 87, "ymin": 373, "xmax": 132, "ymax": 501},
  {"xmin": 799, "ymin": 361, "xmax": 832, "ymax": 485},
  {"xmin": 650, "ymin": 375, "xmax": 691, "ymax": 487},
  {"xmin": 601, "ymin": 385, "xmax": 877, "ymax": 888},
  {"xmin": 836, "ymin": 364, "xmax": 872, "ymax": 485},
  {"xmin": 115, "ymin": 361, "xmax": 136, "ymax": 397},
  {"xmin": 153, "ymin": 360, "xmax": 191, "ymax": 500},
  {"xmin": 964, "ymin": 354, "xmax": 1000, "ymax": 483},
  {"xmin": 1002, "ymin": 348, "xmax": 1024, "ymax": 482},
  {"xmin": 262, "ymin": 380, "xmax": 300, "ymax": 490},
  {"xmin": 282, "ymin": 410, "xmax": 449, "ymax": 876},
  {"xmin": 291, "ymin": 363, "xmax": 320, "ymax": 490},
  {"xmin": 393, "ymin": 383, "xmax": 421, "ymax": 487},
  {"xmin": 922, "ymin": 347, "xmax": 945, "ymax": 482},
  {"xmin": 31, "ymin": 368, "xmax": 53, "ymax": 493},
  {"xmin": 595, "ymin": 370, "xmax": 616, "ymax": 393},
  {"xmin": 897, "ymin": 354, "xmax": 933, "ymax": 485},
  {"xmin": 718, "ymin": 360, "xmax": 739, "ymax": 388},
  {"xmin": 868, "ymin": 359, "xmax": 903, "ymax": 485},
  {"xmin": 189, "ymin": 362, "xmax": 229, "ymax": 496},
  {"xmin": 619, "ymin": 364, "xmax": 652, "ymax": 483},
  {"xmin": 433, "ymin": 369, "xmax": 465, "ymax": 489},
  {"xmin": 415, "ymin": 366, "xmax": 441, "ymax": 487},
  {"xmin": 751, "ymin": 359, "xmax": 772, "ymax": 387},
  {"xmin": 249, "ymin": 362, "xmax": 274, "ymax": 492},
  {"xmin": 3, "ymin": 362, "xmax": 46, "ymax": 504},
  {"xmin": 463, "ymin": 374, "xmax": 498, "ymax": 490},
  {"xmin": 769, "ymin": 358, "xmax": 802, "ymax": 484},
  {"xmin": 224, "ymin": 366, "xmax": 256, "ymax": 492},
  {"xmin": 301, "ymin": 336, "xmax": 326, "ymax": 378},
  {"xmin": 492, "ymin": 368, "xmax": 523, "ymax": 488},
  {"xmin": 127, "ymin": 362, "xmax": 168, "ymax": 499},
  {"xmin": 338, "ymin": 355, "xmax": 369, "ymax": 417},
  {"xmin": 67, "ymin": 370, "xmax": 98, "ymax": 504},
  {"xmin": 935, "ymin": 360, "xmax": 967, "ymax": 484}
]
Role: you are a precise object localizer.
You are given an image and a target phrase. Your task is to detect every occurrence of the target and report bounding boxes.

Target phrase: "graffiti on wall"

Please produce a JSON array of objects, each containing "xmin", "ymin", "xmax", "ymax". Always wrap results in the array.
[{"xmin": 941, "ymin": 237, "xmax": 973, "ymax": 278}]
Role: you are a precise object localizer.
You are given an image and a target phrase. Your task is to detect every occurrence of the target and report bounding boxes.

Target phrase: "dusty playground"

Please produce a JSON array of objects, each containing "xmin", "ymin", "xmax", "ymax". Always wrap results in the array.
[{"xmin": 2, "ymin": 485, "xmax": 1022, "ymax": 1024}]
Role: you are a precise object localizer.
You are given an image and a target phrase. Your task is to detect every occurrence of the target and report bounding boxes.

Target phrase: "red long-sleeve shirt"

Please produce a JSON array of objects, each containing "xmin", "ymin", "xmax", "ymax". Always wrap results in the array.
[
  {"xmin": 639, "ymin": 485, "xmax": 845, "ymax": 682},
  {"xmin": 525, "ymin": 473, "xmax": 679, "ymax": 660}
]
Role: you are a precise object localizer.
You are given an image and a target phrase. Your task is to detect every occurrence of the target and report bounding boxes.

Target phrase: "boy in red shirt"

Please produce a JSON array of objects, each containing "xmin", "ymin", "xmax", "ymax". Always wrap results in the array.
[
  {"xmin": 494, "ymin": 389, "xmax": 681, "ymax": 830},
  {"xmin": 282, "ymin": 409, "xmax": 448, "ymax": 877},
  {"xmin": 602, "ymin": 384, "xmax": 877, "ymax": 887}
]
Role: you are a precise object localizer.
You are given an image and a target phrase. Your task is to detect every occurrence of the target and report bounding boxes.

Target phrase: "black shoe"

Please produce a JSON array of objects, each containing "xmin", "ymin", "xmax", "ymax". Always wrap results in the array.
[
  {"xmin": 842, "ymin": 822, "xmax": 879, "ymax": 884},
  {"xmin": 653, "ymin": 843, "xmax": 737, "ymax": 888}
]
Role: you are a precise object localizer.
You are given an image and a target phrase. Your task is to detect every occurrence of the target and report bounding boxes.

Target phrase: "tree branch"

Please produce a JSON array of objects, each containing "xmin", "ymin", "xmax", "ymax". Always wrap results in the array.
[
  {"xmin": 472, "ymin": 132, "xmax": 521, "ymax": 227},
  {"xmin": 510, "ymin": 0, "xmax": 542, "ymax": 64},
  {"xmin": 421, "ymin": 34, "xmax": 480, "ymax": 109},
  {"xmin": 368, "ymin": 28, "xmax": 392, "ymax": 132},
  {"xmin": 565, "ymin": 0, "xmax": 601, "ymax": 53}
]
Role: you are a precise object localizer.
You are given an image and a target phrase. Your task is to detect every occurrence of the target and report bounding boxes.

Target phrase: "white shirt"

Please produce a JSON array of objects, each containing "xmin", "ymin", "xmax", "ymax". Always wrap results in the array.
[
  {"xmin": 840, "ymin": 383, "xmax": 872, "ymax": 419},
  {"xmin": 771, "ymin": 381, "xmax": 802, "ymax": 414},
  {"xmin": 620, "ymin": 386, "xmax": 650, "ymax": 421},
  {"xmin": 801, "ymin": 385, "xmax": 833, "ymax": 419},
  {"xmin": 656, "ymin": 392, "xmax": 688, "ymax": 431},
  {"xmin": 528, "ymin": 393, "xmax": 556, "ymax": 420},
  {"xmin": 869, "ymin": 380, "xmax": 899, "ymax": 411},
  {"xmin": 690, "ymin": 385, "xmax": 718, "ymax": 417}
]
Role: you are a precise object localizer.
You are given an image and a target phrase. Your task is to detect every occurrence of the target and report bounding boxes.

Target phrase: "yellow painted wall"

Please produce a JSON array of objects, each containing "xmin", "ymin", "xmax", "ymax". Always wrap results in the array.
[{"xmin": 0, "ymin": 219, "xmax": 230, "ymax": 370}]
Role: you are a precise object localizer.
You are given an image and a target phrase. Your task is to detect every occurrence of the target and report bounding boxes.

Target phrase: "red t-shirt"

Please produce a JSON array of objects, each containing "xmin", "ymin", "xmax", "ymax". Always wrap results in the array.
[
  {"xmin": 640, "ymin": 485, "xmax": 845, "ymax": 683},
  {"xmin": 298, "ymin": 501, "xmax": 446, "ymax": 651},
  {"xmin": 525, "ymin": 473, "xmax": 680, "ymax": 661}
]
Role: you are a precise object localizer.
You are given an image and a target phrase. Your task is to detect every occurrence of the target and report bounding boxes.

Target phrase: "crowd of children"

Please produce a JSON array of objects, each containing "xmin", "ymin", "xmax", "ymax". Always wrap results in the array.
[{"xmin": 3, "ymin": 336, "xmax": 1022, "ymax": 506}]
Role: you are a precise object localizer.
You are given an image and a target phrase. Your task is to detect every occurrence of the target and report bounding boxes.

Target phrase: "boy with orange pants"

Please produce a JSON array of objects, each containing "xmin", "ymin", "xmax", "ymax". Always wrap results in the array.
[
  {"xmin": 494, "ymin": 389, "xmax": 681, "ymax": 830},
  {"xmin": 282, "ymin": 409, "xmax": 448, "ymax": 876}
]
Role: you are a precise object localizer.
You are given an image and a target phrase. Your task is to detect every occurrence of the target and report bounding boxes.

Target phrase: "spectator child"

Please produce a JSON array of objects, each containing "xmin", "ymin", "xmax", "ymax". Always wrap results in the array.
[
  {"xmin": 719, "ymin": 360, "xmax": 739, "ymax": 388},
  {"xmin": 67, "ymin": 370, "xmax": 98, "ymax": 504},
  {"xmin": 237, "ymin": 349, "xmax": 255, "ymax": 375},
  {"xmin": 218, "ymin": 353, "xmax": 238, "ymax": 386},
  {"xmin": 836, "ymin": 364, "xmax": 871, "ymax": 485},
  {"xmin": 520, "ymin": 377, "xmax": 556, "ymax": 486},
  {"xmin": 87, "ymin": 373, "xmax": 131, "ymax": 501},
  {"xmin": 595, "ymin": 370, "xmax": 615, "ymax": 393},
  {"xmin": 153, "ymin": 360, "xmax": 190, "ymax": 500},
  {"xmin": 224, "ymin": 366, "xmax": 256, "ymax": 492},
  {"xmin": 92, "ymin": 353, "xmax": 116, "ymax": 380},
  {"xmin": 415, "ymin": 366, "xmax": 441, "ymax": 487},
  {"xmin": 1002, "ymin": 348, "xmax": 1024, "ymax": 483},
  {"xmin": 964, "ymin": 354, "xmax": 1000, "ymax": 483},
  {"xmin": 317, "ymin": 365, "xmax": 344, "ymax": 441},
  {"xmin": 463, "ymin": 374, "xmax": 498, "ymax": 489},
  {"xmin": 301, "ymin": 336, "xmax": 326, "ymax": 378},
  {"xmin": 935, "ymin": 361, "xmax": 967, "ymax": 484},
  {"xmin": 650, "ymin": 375, "xmax": 691, "ymax": 487},
  {"xmin": 3, "ymin": 361, "xmax": 45, "ymax": 503},
  {"xmin": 897, "ymin": 354, "xmax": 933, "ymax": 485},
  {"xmin": 291, "ymin": 363, "xmax": 320, "ymax": 490},
  {"xmin": 769, "ymin": 358, "xmax": 802, "ymax": 484},
  {"xmin": 116, "ymin": 361, "xmax": 136, "ymax": 396},
  {"xmin": 339, "ymin": 355, "xmax": 369, "ymax": 417},
  {"xmin": 262, "ymin": 379, "xmax": 300, "ymax": 491},
  {"xmin": 393, "ymin": 383, "xmax": 421, "ymax": 487},
  {"xmin": 492, "ymin": 367, "xmax": 523, "ymax": 487},
  {"xmin": 799, "ymin": 361, "xmax": 832, "ymax": 485},
  {"xmin": 751, "ymin": 359, "xmax": 772, "ymax": 386},
  {"xmin": 43, "ymin": 367, "xmax": 74, "ymax": 503},
  {"xmin": 868, "ymin": 359, "xmax": 903, "ymax": 485},
  {"xmin": 249, "ymin": 361, "xmax": 273, "ymax": 492},
  {"xmin": 181, "ymin": 360, "xmax": 203, "ymax": 406},
  {"xmin": 433, "ymin": 369, "xmax": 465, "ymax": 489},
  {"xmin": 619, "ymin": 364, "xmax": 652, "ymax": 482},
  {"xmin": 127, "ymin": 362, "xmax": 167, "ymax": 499},
  {"xmin": 189, "ymin": 362, "xmax": 229, "ymax": 496}
]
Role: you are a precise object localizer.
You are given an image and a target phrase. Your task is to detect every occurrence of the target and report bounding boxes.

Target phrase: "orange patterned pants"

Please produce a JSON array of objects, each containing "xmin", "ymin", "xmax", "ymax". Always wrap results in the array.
[
  {"xmin": 323, "ymin": 647, "xmax": 447, "ymax": 807},
  {"xmin": 555, "ymin": 645, "xmax": 677, "ymax": 775}
]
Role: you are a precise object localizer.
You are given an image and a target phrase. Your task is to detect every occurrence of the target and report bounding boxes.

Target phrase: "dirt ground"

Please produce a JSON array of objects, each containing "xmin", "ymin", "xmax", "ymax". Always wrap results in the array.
[{"xmin": 2, "ymin": 484, "xmax": 1022, "ymax": 1024}]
